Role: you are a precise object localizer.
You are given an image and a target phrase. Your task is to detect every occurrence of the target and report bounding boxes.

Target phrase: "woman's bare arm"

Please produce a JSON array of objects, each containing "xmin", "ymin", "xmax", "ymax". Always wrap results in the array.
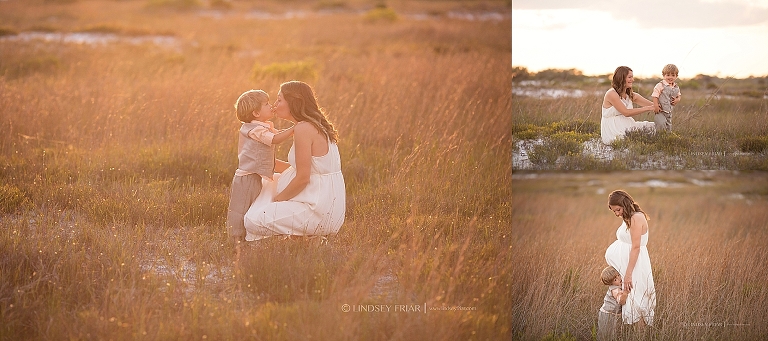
[
  {"xmin": 273, "ymin": 123, "xmax": 314, "ymax": 202},
  {"xmin": 632, "ymin": 92, "xmax": 654, "ymax": 107},
  {"xmin": 604, "ymin": 90, "xmax": 654, "ymax": 117},
  {"xmin": 271, "ymin": 126, "xmax": 294, "ymax": 145},
  {"xmin": 274, "ymin": 159, "xmax": 290, "ymax": 173}
]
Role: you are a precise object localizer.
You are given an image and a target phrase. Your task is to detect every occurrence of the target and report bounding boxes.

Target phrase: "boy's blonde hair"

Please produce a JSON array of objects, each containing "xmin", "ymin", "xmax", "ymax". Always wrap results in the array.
[
  {"xmin": 662, "ymin": 64, "xmax": 679, "ymax": 76},
  {"xmin": 601, "ymin": 266, "xmax": 620, "ymax": 285},
  {"xmin": 235, "ymin": 90, "xmax": 269, "ymax": 123}
]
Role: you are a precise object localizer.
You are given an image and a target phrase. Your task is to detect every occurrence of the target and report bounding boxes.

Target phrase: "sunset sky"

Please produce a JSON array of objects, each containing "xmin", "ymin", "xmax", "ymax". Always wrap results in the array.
[{"xmin": 512, "ymin": 0, "xmax": 768, "ymax": 78}]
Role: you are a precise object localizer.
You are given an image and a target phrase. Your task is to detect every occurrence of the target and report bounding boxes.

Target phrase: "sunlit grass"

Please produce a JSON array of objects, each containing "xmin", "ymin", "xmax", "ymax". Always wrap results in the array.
[
  {"xmin": 512, "ymin": 172, "xmax": 768, "ymax": 340},
  {"xmin": 0, "ymin": 0, "xmax": 511, "ymax": 339},
  {"xmin": 512, "ymin": 89, "xmax": 768, "ymax": 169}
]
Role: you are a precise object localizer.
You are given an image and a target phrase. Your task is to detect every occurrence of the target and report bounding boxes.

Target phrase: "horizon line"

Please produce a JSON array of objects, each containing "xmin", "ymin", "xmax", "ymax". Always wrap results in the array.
[{"xmin": 512, "ymin": 65, "xmax": 768, "ymax": 80}]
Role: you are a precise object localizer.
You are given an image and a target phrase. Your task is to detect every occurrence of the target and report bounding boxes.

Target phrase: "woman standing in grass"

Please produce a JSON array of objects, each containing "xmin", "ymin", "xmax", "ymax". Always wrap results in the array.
[
  {"xmin": 604, "ymin": 190, "xmax": 656, "ymax": 328},
  {"xmin": 243, "ymin": 81, "xmax": 346, "ymax": 241},
  {"xmin": 600, "ymin": 66, "xmax": 658, "ymax": 145}
]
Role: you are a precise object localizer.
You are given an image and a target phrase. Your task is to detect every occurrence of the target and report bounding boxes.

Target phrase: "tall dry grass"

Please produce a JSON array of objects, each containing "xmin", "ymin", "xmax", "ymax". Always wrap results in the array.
[
  {"xmin": 512, "ymin": 87, "xmax": 768, "ymax": 170},
  {"xmin": 512, "ymin": 171, "xmax": 768, "ymax": 340},
  {"xmin": 513, "ymin": 91, "xmax": 768, "ymax": 141},
  {"xmin": 0, "ymin": 1, "xmax": 511, "ymax": 340}
]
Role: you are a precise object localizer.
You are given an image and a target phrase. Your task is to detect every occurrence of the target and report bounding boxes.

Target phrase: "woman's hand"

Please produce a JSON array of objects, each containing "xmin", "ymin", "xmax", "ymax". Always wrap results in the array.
[{"xmin": 624, "ymin": 273, "xmax": 633, "ymax": 292}]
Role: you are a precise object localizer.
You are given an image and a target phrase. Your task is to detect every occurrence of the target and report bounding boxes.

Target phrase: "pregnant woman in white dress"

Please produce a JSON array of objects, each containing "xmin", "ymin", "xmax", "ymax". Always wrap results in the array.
[
  {"xmin": 601, "ymin": 66, "xmax": 657, "ymax": 145},
  {"xmin": 604, "ymin": 190, "xmax": 656, "ymax": 327},
  {"xmin": 244, "ymin": 81, "xmax": 346, "ymax": 241}
]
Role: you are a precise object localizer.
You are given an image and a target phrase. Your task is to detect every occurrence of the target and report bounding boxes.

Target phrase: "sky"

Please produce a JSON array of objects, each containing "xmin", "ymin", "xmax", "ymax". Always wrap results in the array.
[{"xmin": 512, "ymin": 0, "xmax": 768, "ymax": 78}]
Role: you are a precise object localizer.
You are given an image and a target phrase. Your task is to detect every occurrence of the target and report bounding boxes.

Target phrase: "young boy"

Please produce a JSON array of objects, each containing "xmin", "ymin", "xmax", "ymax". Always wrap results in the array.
[
  {"xmin": 226, "ymin": 90, "xmax": 294, "ymax": 243},
  {"xmin": 597, "ymin": 266, "xmax": 628, "ymax": 341},
  {"xmin": 652, "ymin": 64, "xmax": 682, "ymax": 132}
]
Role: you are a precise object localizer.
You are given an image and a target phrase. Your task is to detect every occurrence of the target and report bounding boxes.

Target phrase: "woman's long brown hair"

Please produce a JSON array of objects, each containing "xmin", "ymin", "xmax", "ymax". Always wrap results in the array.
[
  {"xmin": 280, "ymin": 81, "xmax": 339, "ymax": 143},
  {"xmin": 608, "ymin": 190, "xmax": 648, "ymax": 230},
  {"xmin": 611, "ymin": 66, "xmax": 634, "ymax": 101}
]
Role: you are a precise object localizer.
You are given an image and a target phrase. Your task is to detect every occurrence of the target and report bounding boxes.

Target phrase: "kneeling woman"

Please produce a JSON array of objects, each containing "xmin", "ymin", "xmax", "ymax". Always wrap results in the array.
[
  {"xmin": 601, "ymin": 66, "xmax": 656, "ymax": 145},
  {"xmin": 244, "ymin": 81, "xmax": 346, "ymax": 241}
]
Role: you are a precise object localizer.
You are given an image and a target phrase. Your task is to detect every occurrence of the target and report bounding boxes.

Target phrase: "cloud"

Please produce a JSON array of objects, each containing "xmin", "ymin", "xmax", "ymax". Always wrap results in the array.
[{"xmin": 512, "ymin": 0, "xmax": 768, "ymax": 28}]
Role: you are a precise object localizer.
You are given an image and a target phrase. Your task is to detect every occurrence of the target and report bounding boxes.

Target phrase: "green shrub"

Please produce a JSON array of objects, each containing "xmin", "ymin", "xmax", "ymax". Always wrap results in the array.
[
  {"xmin": 654, "ymin": 131, "xmax": 692, "ymax": 154},
  {"xmin": 77, "ymin": 24, "xmax": 123, "ymax": 34},
  {"xmin": 512, "ymin": 122, "xmax": 537, "ymax": 134},
  {"xmin": 513, "ymin": 121, "xmax": 599, "ymax": 141},
  {"xmin": 527, "ymin": 133, "xmax": 583, "ymax": 166},
  {"xmin": 26, "ymin": 25, "xmax": 59, "ymax": 33},
  {"xmin": 527, "ymin": 144, "xmax": 559, "ymax": 165},
  {"xmin": 1, "ymin": 55, "xmax": 62, "ymax": 79},
  {"xmin": 611, "ymin": 128, "xmax": 692, "ymax": 156},
  {"xmin": 546, "ymin": 121, "xmax": 580, "ymax": 134},
  {"xmin": 314, "ymin": 0, "xmax": 347, "ymax": 10},
  {"xmin": 622, "ymin": 126, "xmax": 657, "ymax": 145},
  {"xmin": 251, "ymin": 60, "xmax": 318, "ymax": 82},
  {"xmin": 146, "ymin": 0, "xmax": 201, "ymax": 9},
  {"xmin": 364, "ymin": 6, "xmax": 398, "ymax": 23},
  {"xmin": 550, "ymin": 131, "xmax": 592, "ymax": 144},
  {"xmin": 739, "ymin": 136, "xmax": 768, "ymax": 153},
  {"xmin": 514, "ymin": 128, "xmax": 539, "ymax": 140},
  {"xmin": 0, "ymin": 27, "xmax": 19, "ymax": 37},
  {"xmin": 209, "ymin": 0, "xmax": 233, "ymax": 9},
  {"xmin": 549, "ymin": 134, "xmax": 582, "ymax": 155}
]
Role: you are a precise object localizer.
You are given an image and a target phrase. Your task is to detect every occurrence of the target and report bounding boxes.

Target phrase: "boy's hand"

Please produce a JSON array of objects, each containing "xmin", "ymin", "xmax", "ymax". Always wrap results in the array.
[{"xmin": 671, "ymin": 96, "xmax": 679, "ymax": 106}]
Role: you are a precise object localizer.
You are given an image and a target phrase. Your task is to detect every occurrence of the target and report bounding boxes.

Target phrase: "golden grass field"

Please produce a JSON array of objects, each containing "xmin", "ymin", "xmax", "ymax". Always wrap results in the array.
[
  {"xmin": 512, "ymin": 171, "xmax": 768, "ymax": 340},
  {"xmin": 0, "ymin": 1, "xmax": 511, "ymax": 339}
]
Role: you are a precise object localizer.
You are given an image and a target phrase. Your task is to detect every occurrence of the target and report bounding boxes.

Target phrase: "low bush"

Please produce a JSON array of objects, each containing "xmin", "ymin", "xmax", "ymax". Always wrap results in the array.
[
  {"xmin": 251, "ymin": 60, "xmax": 318, "ymax": 82},
  {"xmin": 739, "ymin": 136, "xmax": 768, "ymax": 153}
]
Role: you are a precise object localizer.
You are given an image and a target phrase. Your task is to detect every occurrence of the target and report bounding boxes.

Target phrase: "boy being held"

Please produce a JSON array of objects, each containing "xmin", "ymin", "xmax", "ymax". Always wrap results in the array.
[
  {"xmin": 652, "ymin": 64, "xmax": 682, "ymax": 132},
  {"xmin": 226, "ymin": 90, "xmax": 294, "ymax": 243},
  {"xmin": 597, "ymin": 266, "xmax": 628, "ymax": 341}
]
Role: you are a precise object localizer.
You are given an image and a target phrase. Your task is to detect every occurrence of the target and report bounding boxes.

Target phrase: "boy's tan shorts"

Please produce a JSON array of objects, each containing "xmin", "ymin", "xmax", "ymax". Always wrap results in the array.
[{"xmin": 226, "ymin": 173, "xmax": 263, "ymax": 240}]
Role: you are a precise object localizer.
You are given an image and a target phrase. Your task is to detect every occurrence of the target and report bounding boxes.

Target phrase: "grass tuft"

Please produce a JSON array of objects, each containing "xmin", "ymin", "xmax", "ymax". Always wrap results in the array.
[
  {"xmin": 738, "ymin": 136, "xmax": 768, "ymax": 153},
  {"xmin": 251, "ymin": 60, "xmax": 318, "ymax": 82},
  {"xmin": 146, "ymin": 0, "xmax": 201, "ymax": 10},
  {"xmin": 0, "ymin": 26, "xmax": 19, "ymax": 37},
  {"xmin": 0, "ymin": 184, "xmax": 31, "ymax": 213},
  {"xmin": 0, "ymin": 55, "xmax": 62, "ymax": 79},
  {"xmin": 364, "ymin": 6, "xmax": 399, "ymax": 23}
]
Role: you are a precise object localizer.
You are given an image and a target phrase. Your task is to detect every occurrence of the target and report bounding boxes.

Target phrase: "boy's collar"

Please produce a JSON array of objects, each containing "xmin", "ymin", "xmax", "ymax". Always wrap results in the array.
[{"xmin": 250, "ymin": 120, "xmax": 275, "ymax": 128}]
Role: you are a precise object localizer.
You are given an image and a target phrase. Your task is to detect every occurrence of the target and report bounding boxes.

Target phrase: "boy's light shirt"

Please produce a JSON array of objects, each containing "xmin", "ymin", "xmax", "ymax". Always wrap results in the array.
[
  {"xmin": 234, "ymin": 120, "xmax": 278, "ymax": 178},
  {"xmin": 652, "ymin": 79, "xmax": 681, "ymax": 98},
  {"xmin": 248, "ymin": 120, "xmax": 278, "ymax": 146}
]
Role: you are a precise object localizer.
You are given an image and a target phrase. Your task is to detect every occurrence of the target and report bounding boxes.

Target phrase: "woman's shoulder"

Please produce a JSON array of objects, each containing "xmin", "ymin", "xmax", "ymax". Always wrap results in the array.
[
  {"xmin": 603, "ymin": 88, "xmax": 618, "ymax": 108},
  {"xmin": 630, "ymin": 212, "xmax": 648, "ymax": 226},
  {"xmin": 604, "ymin": 88, "xmax": 621, "ymax": 100},
  {"xmin": 294, "ymin": 121, "xmax": 320, "ymax": 135}
]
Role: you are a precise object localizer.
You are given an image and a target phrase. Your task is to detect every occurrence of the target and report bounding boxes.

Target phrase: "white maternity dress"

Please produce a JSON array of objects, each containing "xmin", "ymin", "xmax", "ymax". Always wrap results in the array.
[
  {"xmin": 601, "ymin": 89, "xmax": 656, "ymax": 144},
  {"xmin": 605, "ymin": 220, "xmax": 656, "ymax": 325},
  {"xmin": 244, "ymin": 141, "xmax": 346, "ymax": 241}
]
